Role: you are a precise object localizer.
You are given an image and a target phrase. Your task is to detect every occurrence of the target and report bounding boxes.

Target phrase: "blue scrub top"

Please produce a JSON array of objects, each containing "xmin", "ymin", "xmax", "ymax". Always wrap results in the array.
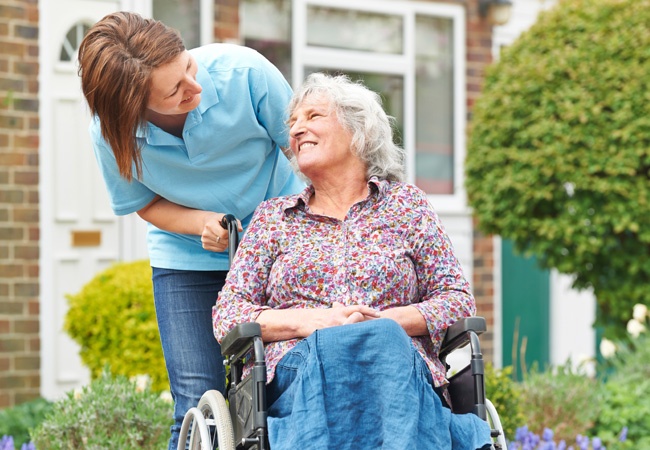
[{"xmin": 90, "ymin": 44, "xmax": 305, "ymax": 271}]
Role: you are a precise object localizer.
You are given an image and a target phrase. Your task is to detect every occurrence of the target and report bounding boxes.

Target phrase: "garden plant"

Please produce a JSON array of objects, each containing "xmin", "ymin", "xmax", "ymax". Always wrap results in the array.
[
  {"xmin": 30, "ymin": 369, "xmax": 173, "ymax": 449},
  {"xmin": 465, "ymin": 0, "xmax": 650, "ymax": 339},
  {"xmin": 64, "ymin": 260, "xmax": 169, "ymax": 391}
]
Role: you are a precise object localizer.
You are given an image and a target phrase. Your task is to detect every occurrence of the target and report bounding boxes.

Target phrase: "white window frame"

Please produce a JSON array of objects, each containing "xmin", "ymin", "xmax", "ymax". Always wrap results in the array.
[
  {"xmin": 124, "ymin": 0, "xmax": 214, "ymax": 44},
  {"xmin": 292, "ymin": 0, "xmax": 467, "ymax": 212}
]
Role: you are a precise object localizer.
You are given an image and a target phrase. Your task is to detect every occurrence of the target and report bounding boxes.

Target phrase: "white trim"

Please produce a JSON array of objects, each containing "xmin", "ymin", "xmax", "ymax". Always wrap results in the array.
[
  {"xmin": 39, "ymin": 0, "xmax": 56, "ymax": 400},
  {"xmin": 492, "ymin": 235, "xmax": 503, "ymax": 368},
  {"xmin": 200, "ymin": 0, "xmax": 214, "ymax": 45}
]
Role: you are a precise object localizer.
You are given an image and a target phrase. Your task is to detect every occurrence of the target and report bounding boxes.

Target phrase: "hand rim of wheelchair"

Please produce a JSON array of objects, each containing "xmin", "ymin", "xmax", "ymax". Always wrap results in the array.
[{"xmin": 178, "ymin": 390, "xmax": 235, "ymax": 450}]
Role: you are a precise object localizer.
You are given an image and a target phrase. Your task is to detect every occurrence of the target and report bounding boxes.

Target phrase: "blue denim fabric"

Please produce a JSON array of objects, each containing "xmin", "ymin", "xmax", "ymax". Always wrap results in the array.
[
  {"xmin": 266, "ymin": 319, "xmax": 492, "ymax": 450},
  {"xmin": 152, "ymin": 268, "xmax": 227, "ymax": 450}
]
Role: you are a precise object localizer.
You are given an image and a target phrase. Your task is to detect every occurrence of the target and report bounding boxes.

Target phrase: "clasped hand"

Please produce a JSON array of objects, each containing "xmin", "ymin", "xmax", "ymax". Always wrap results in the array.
[{"xmin": 327, "ymin": 301, "xmax": 381, "ymax": 326}]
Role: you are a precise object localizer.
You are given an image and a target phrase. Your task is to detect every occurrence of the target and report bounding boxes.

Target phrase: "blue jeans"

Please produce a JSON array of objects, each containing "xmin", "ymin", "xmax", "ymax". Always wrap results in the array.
[
  {"xmin": 152, "ymin": 268, "xmax": 227, "ymax": 450},
  {"xmin": 266, "ymin": 319, "xmax": 492, "ymax": 450}
]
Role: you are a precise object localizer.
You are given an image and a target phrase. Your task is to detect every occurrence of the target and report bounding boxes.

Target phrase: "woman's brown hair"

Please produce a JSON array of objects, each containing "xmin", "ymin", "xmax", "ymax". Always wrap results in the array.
[{"xmin": 78, "ymin": 11, "xmax": 185, "ymax": 180}]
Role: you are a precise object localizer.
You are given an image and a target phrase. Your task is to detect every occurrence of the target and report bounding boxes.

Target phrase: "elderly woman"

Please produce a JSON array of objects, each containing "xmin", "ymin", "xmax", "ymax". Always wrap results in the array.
[{"xmin": 213, "ymin": 73, "xmax": 492, "ymax": 449}]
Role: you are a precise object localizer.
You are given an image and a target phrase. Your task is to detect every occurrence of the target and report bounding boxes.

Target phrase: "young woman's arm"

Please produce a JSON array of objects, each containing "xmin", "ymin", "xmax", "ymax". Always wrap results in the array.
[{"xmin": 137, "ymin": 195, "xmax": 240, "ymax": 252}]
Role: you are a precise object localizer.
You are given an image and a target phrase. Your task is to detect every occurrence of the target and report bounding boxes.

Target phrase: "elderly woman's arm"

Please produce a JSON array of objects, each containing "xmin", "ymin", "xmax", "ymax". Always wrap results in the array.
[
  {"xmin": 379, "ymin": 306, "xmax": 428, "ymax": 337},
  {"xmin": 380, "ymin": 190, "xmax": 475, "ymax": 343}
]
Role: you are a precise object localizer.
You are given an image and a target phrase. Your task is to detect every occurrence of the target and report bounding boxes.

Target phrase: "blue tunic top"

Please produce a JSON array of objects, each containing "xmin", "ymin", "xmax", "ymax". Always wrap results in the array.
[{"xmin": 90, "ymin": 44, "xmax": 305, "ymax": 270}]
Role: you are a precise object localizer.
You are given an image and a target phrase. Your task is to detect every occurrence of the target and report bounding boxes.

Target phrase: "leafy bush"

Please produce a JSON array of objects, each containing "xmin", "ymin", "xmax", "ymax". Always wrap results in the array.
[
  {"xmin": 64, "ymin": 260, "xmax": 169, "ymax": 391},
  {"xmin": 484, "ymin": 363, "xmax": 524, "ymax": 441},
  {"xmin": 0, "ymin": 398, "xmax": 52, "ymax": 449},
  {"xmin": 31, "ymin": 369, "xmax": 173, "ymax": 449},
  {"xmin": 593, "ymin": 305, "xmax": 650, "ymax": 447},
  {"xmin": 518, "ymin": 361, "xmax": 600, "ymax": 442},
  {"xmin": 465, "ymin": 0, "xmax": 650, "ymax": 338}
]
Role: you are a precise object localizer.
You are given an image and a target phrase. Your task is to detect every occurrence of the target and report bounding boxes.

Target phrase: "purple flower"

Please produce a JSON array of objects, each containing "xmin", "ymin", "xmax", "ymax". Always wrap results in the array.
[
  {"xmin": 1, "ymin": 436, "xmax": 15, "ymax": 450},
  {"xmin": 21, "ymin": 443, "xmax": 36, "ymax": 450},
  {"xmin": 558, "ymin": 440, "xmax": 567, "ymax": 450},
  {"xmin": 592, "ymin": 437, "xmax": 604, "ymax": 450},
  {"xmin": 576, "ymin": 434, "xmax": 590, "ymax": 450},
  {"xmin": 619, "ymin": 426, "xmax": 628, "ymax": 442},
  {"xmin": 515, "ymin": 426, "xmax": 530, "ymax": 442},
  {"xmin": 542, "ymin": 428, "xmax": 554, "ymax": 442}
]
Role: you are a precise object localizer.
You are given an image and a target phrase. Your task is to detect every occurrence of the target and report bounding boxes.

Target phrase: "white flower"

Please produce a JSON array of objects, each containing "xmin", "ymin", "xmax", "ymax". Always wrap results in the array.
[
  {"xmin": 131, "ymin": 374, "xmax": 151, "ymax": 393},
  {"xmin": 599, "ymin": 338, "xmax": 617, "ymax": 358},
  {"xmin": 627, "ymin": 318, "xmax": 646, "ymax": 338},
  {"xmin": 160, "ymin": 390, "xmax": 173, "ymax": 403},
  {"xmin": 632, "ymin": 303, "xmax": 648, "ymax": 322},
  {"xmin": 564, "ymin": 182, "xmax": 575, "ymax": 197},
  {"xmin": 73, "ymin": 388, "xmax": 83, "ymax": 400}
]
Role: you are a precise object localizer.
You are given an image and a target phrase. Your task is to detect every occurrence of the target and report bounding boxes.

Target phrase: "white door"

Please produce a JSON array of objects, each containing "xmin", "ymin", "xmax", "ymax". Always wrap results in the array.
[{"xmin": 40, "ymin": 0, "xmax": 149, "ymax": 400}]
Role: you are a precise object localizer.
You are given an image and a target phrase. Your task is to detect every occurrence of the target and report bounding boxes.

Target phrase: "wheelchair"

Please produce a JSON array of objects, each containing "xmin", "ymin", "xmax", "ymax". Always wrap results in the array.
[
  {"xmin": 179, "ymin": 316, "xmax": 508, "ymax": 450},
  {"xmin": 178, "ymin": 216, "xmax": 508, "ymax": 450}
]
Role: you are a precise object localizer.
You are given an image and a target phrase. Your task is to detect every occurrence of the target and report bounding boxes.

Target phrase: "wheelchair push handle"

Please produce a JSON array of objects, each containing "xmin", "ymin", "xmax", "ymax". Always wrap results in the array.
[{"xmin": 220, "ymin": 214, "xmax": 240, "ymax": 267}]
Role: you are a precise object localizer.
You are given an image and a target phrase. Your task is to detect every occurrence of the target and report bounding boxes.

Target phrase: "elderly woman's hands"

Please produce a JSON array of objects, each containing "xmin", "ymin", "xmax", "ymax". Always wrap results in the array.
[
  {"xmin": 255, "ymin": 302, "xmax": 381, "ymax": 342},
  {"xmin": 330, "ymin": 301, "xmax": 380, "ymax": 325}
]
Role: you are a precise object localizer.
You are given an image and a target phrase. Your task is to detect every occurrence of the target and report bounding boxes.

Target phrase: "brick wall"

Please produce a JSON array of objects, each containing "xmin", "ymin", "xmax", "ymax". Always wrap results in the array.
[
  {"xmin": 0, "ymin": 0, "xmax": 40, "ymax": 408},
  {"xmin": 214, "ymin": 0, "xmax": 240, "ymax": 43},
  {"xmin": 466, "ymin": 0, "xmax": 496, "ymax": 360}
]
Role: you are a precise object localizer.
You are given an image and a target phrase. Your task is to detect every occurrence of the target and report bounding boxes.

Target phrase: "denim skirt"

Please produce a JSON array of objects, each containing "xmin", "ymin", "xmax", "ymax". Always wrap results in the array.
[{"xmin": 265, "ymin": 319, "xmax": 492, "ymax": 450}]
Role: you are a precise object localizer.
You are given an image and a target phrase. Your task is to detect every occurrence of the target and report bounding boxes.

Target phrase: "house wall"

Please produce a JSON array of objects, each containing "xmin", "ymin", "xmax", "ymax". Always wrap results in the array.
[
  {"xmin": 0, "ymin": 0, "xmax": 41, "ymax": 408},
  {"xmin": 465, "ymin": 0, "xmax": 497, "ymax": 359},
  {"xmin": 0, "ymin": 0, "xmax": 496, "ymax": 408}
]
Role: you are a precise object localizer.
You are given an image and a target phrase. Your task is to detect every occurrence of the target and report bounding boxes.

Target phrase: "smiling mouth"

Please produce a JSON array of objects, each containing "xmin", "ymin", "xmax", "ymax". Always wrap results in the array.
[
  {"xmin": 181, "ymin": 95, "xmax": 194, "ymax": 104},
  {"xmin": 299, "ymin": 142, "xmax": 316, "ymax": 152}
]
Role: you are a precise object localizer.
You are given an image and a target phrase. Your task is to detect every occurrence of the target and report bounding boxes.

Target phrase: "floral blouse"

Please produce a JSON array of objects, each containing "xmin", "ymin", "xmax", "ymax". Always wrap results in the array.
[{"xmin": 213, "ymin": 177, "xmax": 476, "ymax": 387}]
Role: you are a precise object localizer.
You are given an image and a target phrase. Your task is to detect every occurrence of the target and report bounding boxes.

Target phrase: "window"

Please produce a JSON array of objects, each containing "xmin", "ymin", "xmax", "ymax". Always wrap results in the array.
[
  {"xmin": 59, "ymin": 22, "xmax": 90, "ymax": 62},
  {"xmin": 241, "ymin": 0, "xmax": 293, "ymax": 83},
  {"xmin": 153, "ymin": 0, "xmax": 210, "ymax": 49},
  {"xmin": 242, "ymin": 0, "xmax": 466, "ymax": 208}
]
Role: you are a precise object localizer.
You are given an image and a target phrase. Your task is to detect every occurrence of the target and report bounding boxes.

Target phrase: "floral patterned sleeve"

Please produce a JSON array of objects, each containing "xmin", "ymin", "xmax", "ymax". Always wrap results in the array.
[
  {"xmin": 212, "ymin": 199, "xmax": 279, "ymax": 343},
  {"xmin": 407, "ymin": 188, "xmax": 476, "ymax": 353}
]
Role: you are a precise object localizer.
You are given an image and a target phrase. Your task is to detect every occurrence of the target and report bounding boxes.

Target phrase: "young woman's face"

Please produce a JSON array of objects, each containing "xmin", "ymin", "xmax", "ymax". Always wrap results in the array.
[
  {"xmin": 289, "ymin": 95, "xmax": 359, "ymax": 179},
  {"xmin": 147, "ymin": 51, "xmax": 202, "ymax": 116}
]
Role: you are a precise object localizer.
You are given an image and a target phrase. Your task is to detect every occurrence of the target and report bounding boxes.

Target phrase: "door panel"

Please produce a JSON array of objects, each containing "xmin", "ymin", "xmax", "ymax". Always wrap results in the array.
[
  {"xmin": 43, "ymin": 0, "xmax": 126, "ymax": 399},
  {"xmin": 501, "ymin": 239, "xmax": 550, "ymax": 379}
]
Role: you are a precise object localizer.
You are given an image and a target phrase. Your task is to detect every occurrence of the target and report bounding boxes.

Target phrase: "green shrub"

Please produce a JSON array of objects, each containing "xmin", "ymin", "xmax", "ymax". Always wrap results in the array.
[
  {"xmin": 484, "ymin": 363, "xmax": 524, "ymax": 441},
  {"xmin": 64, "ymin": 260, "xmax": 169, "ymax": 392},
  {"xmin": 465, "ymin": 0, "xmax": 650, "ymax": 339},
  {"xmin": 518, "ymin": 361, "xmax": 601, "ymax": 442},
  {"xmin": 31, "ymin": 369, "xmax": 173, "ymax": 449},
  {"xmin": 593, "ymin": 306, "xmax": 650, "ymax": 447},
  {"xmin": 0, "ymin": 397, "xmax": 53, "ymax": 448}
]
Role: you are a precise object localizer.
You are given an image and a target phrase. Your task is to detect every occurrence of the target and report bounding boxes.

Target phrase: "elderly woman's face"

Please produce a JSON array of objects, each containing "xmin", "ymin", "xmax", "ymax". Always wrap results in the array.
[{"xmin": 288, "ymin": 94, "xmax": 355, "ymax": 178}]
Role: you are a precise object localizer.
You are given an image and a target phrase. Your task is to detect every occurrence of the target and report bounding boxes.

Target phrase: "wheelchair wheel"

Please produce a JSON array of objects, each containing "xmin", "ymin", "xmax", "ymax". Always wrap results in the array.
[
  {"xmin": 188, "ymin": 390, "xmax": 235, "ymax": 450},
  {"xmin": 485, "ymin": 398, "xmax": 508, "ymax": 450},
  {"xmin": 178, "ymin": 407, "xmax": 212, "ymax": 450}
]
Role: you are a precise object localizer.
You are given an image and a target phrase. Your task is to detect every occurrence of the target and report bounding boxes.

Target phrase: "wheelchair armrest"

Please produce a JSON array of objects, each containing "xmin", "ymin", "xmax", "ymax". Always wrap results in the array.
[
  {"xmin": 440, "ymin": 316, "xmax": 486, "ymax": 359},
  {"xmin": 221, "ymin": 322, "xmax": 262, "ymax": 357}
]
